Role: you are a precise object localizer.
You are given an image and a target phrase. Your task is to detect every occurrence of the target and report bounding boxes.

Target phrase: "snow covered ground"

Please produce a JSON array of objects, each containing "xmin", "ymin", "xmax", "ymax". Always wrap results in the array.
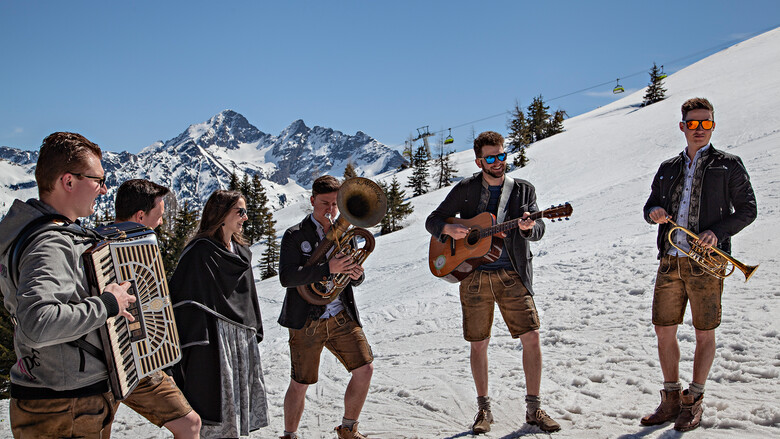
[{"xmin": 2, "ymin": 27, "xmax": 779, "ymax": 439}]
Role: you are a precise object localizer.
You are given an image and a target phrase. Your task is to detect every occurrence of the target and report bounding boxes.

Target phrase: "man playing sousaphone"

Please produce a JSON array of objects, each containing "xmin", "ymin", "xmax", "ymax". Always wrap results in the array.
[
  {"xmin": 278, "ymin": 175, "xmax": 375, "ymax": 439},
  {"xmin": 642, "ymin": 97, "xmax": 757, "ymax": 432}
]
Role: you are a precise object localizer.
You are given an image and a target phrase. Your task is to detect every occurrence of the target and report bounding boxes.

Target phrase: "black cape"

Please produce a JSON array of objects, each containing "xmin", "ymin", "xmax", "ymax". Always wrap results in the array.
[{"xmin": 169, "ymin": 237, "xmax": 263, "ymax": 424}]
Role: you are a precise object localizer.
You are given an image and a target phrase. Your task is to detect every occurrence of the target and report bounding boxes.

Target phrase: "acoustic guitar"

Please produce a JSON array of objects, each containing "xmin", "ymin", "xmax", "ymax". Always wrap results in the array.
[{"xmin": 428, "ymin": 203, "xmax": 573, "ymax": 283}]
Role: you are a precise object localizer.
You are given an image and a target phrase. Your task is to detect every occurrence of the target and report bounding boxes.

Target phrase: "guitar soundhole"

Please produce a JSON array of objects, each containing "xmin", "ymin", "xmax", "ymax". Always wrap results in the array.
[{"xmin": 466, "ymin": 229, "xmax": 480, "ymax": 246}]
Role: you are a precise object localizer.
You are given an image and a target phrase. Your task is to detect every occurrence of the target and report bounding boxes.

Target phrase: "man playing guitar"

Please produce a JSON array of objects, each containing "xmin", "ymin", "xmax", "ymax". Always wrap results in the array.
[{"xmin": 425, "ymin": 131, "xmax": 560, "ymax": 434}]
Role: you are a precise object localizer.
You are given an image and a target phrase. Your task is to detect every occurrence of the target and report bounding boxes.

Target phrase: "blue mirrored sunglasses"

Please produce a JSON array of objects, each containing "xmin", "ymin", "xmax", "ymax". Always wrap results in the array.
[{"xmin": 482, "ymin": 153, "xmax": 507, "ymax": 164}]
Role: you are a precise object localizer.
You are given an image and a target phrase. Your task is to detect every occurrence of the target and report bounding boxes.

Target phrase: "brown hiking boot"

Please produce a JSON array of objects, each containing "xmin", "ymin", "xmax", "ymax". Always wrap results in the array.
[
  {"xmin": 674, "ymin": 390, "xmax": 703, "ymax": 432},
  {"xmin": 471, "ymin": 409, "xmax": 494, "ymax": 434},
  {"xmin": 335, "ymin": 421, "xmax": 368, "ymax": 439},
  {"xmin": 640, "ymin": 389, "xmax": 682, "ymax": 426},
  {"xmin": 526, "ymin": 409, "xmax": 561, "ymax": 433}
]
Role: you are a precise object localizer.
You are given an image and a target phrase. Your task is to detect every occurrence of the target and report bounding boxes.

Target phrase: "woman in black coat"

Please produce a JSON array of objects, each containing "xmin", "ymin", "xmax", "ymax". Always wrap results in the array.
[{"xmin": 170, "ymin": 190, "xmax": 268, "ymax": 438}]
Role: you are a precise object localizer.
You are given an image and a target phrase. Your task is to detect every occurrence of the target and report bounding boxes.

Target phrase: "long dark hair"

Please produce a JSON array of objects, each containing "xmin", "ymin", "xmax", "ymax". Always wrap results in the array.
[{"xmin": 190, "ymin": 190, "xmax": 247, "ymax": 247}]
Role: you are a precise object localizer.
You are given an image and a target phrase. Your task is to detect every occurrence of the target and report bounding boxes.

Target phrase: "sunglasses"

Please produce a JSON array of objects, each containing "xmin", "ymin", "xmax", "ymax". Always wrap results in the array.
[
  {"xmin": 683, "ymin": 120, "xmax": 715, "ymax": 130},
  {"xmin": 235, "ymin": 207, "xmax": 248, "ymax": 217},
  {"xmin": 481, "ymin": 153, "xmax": 507, "ymax": 164},
  {"xmin": 69, "ymin": 172, "xmax": 106, "ymax": 187}
]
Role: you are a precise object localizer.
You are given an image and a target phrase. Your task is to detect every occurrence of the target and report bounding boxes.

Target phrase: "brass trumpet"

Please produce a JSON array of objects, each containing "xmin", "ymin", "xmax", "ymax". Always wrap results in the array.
[
  {"xmin": 666, "ymin": 219, "xmax": 758, "ymax": 282},
  {"xmin": 297, "ymin": 177, "xmax": 387, "ymax": 305}
]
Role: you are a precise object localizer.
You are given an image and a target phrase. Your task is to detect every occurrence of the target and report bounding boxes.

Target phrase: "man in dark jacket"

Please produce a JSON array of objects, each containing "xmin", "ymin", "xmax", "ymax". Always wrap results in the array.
[
  {"xmin": 0, "ymin": 132, "xmax": 136, "ymax": 438},
  {"xmin": 641, "ymin": 98, "xmax": 757, "ymax": 432},
  {"xmin": 113, "ymin": 179, "xmax": 202, "ymax": 438},
  {"xmin": 426, "ymin": 131, "xmax": 560, "ymax": 434},
  {"xmin": 278, "ymin": 175, "xmax": 374, "ymax": 439}
]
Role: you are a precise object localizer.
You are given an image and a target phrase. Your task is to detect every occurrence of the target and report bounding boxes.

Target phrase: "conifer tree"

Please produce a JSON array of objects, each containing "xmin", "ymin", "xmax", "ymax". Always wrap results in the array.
[
  {"xmin": 643, "ymin": 62, "xmax": 667, "ymax": 106},
  {"xmin": 344, "ymin": 160, "xmax": 358, "ymax": 180},
  {"xmin": 240, "ymin": 173, "xmax": 250, "ymax": 200},
  {"xmin": 544, "ymin": 109, "xmax": 567, "ymax": 138},
  {"xmin": 380, "ymin": 176, "xmax": 413, "ymax": 234},
  {"xmin": 507, "ymin": 102, "xmax": 531, "ymax": 168},
  {"xmin": 235, "ymin": 173, "xmax": 260, "ymax": 242},
  {"xmin": 406, "ymin": 145, "xmax": 431, "ymax": 197},
  {"xmin": 434, "ymin": 136, "xmax": 458, "ymax": 188},
  {"xmin": 260, "ymin": 212, "xmax": 279, "ymax": 279},
  {"xmin": 527, "ymin": 95, "xmax": 551, "ymax": 143},
  {"xmin": 249, "ymin": 174, "xmax": 272, "ymax": 244},
  {"xmin": 228, "ymin": 168, "xmax": 240, "ymax": 191},
  {"xmin": 159, "ymin": 200, "xmax": 199, "ymax": 277}
]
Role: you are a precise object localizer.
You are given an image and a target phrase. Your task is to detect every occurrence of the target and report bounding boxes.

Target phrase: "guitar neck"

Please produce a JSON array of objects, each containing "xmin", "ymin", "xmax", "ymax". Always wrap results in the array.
[{"xmin": 479, "ymin": 210, "xmax": 544, "ymax": 238}]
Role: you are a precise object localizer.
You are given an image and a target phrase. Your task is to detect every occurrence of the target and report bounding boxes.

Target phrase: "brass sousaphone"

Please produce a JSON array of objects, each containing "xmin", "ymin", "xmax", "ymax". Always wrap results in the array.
[
  {"xmin": 666, "ymin": 218, "xmax": 758, "ymax": 281},
  {"xmin": 297, "ymin": 177, "xmax": 387, "ymax": 305}
]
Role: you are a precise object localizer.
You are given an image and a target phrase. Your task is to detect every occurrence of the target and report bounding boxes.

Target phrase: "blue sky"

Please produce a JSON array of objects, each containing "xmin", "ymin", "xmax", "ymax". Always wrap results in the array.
[{"xmin": 1, "ymin": 1, "xmax": 778, "ymax": 154}]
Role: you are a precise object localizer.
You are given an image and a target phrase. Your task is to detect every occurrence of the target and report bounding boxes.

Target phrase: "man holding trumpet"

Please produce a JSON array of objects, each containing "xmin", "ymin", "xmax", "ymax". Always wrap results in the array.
[{"xmin": 641, "ymin": 97, "xmax": 757, "ymax": 432}]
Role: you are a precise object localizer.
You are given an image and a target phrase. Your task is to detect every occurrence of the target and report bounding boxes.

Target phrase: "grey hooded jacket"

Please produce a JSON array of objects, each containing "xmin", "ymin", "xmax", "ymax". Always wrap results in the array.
[{"xmin": 0, "ymin": 199, "xmax": 117, "ymax": 395}]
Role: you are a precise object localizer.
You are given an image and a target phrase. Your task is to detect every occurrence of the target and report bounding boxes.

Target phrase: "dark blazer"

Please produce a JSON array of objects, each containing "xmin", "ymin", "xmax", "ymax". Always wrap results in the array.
[
  {"xmin": 643, "ymin": 145, "xmax": 757, "ymax": 259},
  {"xmin": 278, "ymin": 215, "xmax": 363, "ymax": 329},
  {"xmin": 425, "ymin": 173, "xmax": 545, "ymax": 294}
]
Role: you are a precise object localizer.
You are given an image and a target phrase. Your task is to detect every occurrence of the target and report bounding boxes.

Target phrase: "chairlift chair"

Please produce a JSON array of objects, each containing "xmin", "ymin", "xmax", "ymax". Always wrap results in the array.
[
  {"xmin": 613, "ymin": 78, "xmax": 625, "ymax": 94},
  {"xmin": 444, "ymin": 128, "xmax": 454, "ymax": 145}
]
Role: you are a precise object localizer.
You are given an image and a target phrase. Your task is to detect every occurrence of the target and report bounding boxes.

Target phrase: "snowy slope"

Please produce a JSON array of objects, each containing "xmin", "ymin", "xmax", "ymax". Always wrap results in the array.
[{"xmin": 2, "ymin": 27, "xmax": 779, "ymax": 439}]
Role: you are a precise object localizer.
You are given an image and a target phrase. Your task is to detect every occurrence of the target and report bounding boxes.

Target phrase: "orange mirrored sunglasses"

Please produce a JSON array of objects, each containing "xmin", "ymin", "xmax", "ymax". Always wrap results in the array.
[{"xmin": 684, "ymin": 120, "xmax": 715, "ymax": 130}]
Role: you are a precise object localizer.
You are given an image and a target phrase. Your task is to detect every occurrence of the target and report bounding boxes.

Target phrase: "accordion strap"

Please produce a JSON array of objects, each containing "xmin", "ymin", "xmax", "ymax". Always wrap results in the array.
[{"xmin": 69, "ymin": 335, "xmax": 106, "ymax": 368}]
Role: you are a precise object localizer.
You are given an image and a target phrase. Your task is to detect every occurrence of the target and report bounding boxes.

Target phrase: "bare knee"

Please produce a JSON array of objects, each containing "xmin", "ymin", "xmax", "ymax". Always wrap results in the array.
[
  {"xmin": 287, "ymin": 380, "xmax": 309, "ymax": 397},
  {"xmin": 470, "ymin": 338, "xmax": 490, "ymax": 354},
  {"xmin": 519, "ymin": 330, "xmax": 540, "ymax": 350},
  {"xmin": 352, "ymin": 362, "xmax": 374, "ymax": 381},
  {"xmin": 695, "ymin": 329, "xmax": 715, "ymax": 347},
  {"xmin": 655, "ymin": 325, "xmax": 678, "ymax": 342},
  {"xmin": 164, "ymin": 410, "xmax": 202, "ymax": 439}
]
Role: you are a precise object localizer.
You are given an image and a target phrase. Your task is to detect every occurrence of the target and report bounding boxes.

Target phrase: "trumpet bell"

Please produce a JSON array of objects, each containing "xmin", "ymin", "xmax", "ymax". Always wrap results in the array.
[{"xmin": 666, "ymin": 220, "xmax": 758, "ymax": 282}]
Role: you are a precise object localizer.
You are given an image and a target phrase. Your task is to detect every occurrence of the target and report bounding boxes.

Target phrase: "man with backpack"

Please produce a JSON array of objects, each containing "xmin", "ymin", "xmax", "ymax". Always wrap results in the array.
[{"xmin": 0, "ymin": 132, "xmax": 135, "ymax": 438}]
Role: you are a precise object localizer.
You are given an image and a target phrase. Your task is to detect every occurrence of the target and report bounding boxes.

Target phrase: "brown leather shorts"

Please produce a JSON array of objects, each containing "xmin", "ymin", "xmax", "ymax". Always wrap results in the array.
[
  {"xmin": 116, "ymin": 371, "xmax": 193, "ymax": 428},
  {"xmin": 459, "ymin": 269, "xmax": 540, "ymax": 341},
  {"xmin": 288, "ymin": 311, "xmax": 373, "ymax": 385},
  {"xmin": 11, "ymin": 392, "xmax": 116, "ymax": 439},
  {"xmin": 653, "ymin": 255, "xmax": 724, "ymax": 330}
]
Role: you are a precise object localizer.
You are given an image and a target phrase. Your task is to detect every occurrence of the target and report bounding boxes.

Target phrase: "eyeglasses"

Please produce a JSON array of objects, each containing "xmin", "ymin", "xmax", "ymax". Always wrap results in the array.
[
  {"xmin": 69, "ymin": 172, "xmax": 106, "ymax": 187},
  {"xmin": 683, "ymin": 120, "xmax": 715, "ymax": 130},
  {"xmin": 235, "ymin": 207, "xmax": 248, "ymax": 217},
  {"xmin": 481, "ymin": 153, "xmax": 507, "ymax": 164}
]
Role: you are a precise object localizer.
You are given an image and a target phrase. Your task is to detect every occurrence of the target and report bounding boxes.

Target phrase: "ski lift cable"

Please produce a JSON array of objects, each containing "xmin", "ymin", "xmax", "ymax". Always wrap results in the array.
[{"xmin": 397, "ymin": 24, "xmax": 778, "ymax": 146}]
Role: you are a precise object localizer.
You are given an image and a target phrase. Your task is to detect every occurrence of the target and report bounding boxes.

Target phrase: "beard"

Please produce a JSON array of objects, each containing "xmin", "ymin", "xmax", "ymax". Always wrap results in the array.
[{"xmin": 483, "ymin": 162, "xmax": 506, "ymax": 179}]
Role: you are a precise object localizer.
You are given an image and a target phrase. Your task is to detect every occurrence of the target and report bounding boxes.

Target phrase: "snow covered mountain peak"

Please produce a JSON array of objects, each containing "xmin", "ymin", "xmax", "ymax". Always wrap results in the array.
[{"xmin": 1, "ymin": 110, "xmax": 405, "ymax": 218}]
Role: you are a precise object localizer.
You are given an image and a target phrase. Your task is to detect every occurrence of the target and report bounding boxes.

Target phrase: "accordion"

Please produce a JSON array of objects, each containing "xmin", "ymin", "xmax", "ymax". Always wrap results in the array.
[{"xmin": 82, "ymin": 223, "xmax": 181, "ymax": 400}]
